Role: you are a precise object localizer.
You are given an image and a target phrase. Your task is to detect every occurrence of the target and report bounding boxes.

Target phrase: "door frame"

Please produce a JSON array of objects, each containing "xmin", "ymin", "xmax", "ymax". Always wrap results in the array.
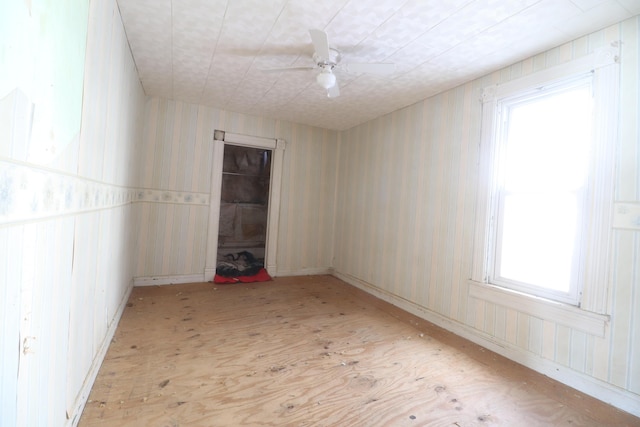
[{"xmin": 204, "ymin": 131, "xmax": 286, "ymax": 280}]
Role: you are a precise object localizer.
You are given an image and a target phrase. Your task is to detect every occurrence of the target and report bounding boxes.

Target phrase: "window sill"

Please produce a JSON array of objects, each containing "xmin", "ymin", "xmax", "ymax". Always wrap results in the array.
[{"xmin": 468, "ymin": 280, "xmax": 609, "ymax": 337}]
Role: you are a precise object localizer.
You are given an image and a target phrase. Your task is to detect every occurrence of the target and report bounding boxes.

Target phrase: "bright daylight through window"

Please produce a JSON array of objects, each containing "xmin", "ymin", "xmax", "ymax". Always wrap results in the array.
[
  {"xmin": 472, "ymin": 46, "xmax": 619, "ymax": 330},
  {"xmin": 490, "ymin": 76, "xmax": 594, "ymax": 305}
]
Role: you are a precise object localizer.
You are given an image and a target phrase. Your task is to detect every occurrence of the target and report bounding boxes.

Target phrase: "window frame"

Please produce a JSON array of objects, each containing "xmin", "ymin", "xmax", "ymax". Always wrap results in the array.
[
  {"xmin": 487, "ymin": 74, "xmax": 594, "ymax": 306},
  {"xmin": 469, "ymin": 45, "xmax": 620, "ymax": 336}
]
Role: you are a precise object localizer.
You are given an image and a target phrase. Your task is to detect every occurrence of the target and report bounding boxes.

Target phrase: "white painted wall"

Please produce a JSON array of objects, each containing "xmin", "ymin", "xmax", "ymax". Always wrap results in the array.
[
  {"xmin": 333, "ymin": 17, "xmax": 640, "ymax": 416},
  {"xmin": 0, "ymin": 0, "xmax": 145, "ymax": 425}
]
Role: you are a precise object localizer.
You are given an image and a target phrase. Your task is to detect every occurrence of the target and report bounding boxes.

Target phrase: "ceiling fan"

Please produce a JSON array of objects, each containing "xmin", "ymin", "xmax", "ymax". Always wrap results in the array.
[{"xmin": 262, "ymin": 29, "xmax": 395, "ymax": 98}]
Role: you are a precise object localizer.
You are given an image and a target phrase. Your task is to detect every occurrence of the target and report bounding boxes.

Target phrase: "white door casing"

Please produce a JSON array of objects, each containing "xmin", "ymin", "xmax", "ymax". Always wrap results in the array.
[{"xmin": 204, "ymin": 131, "xmax": 285, "ymax": 280}]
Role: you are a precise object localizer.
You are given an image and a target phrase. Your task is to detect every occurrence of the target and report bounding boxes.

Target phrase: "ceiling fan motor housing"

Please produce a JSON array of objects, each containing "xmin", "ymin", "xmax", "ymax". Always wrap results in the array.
[{"xmin": 260, "ymin": 29, "xmax": 393, "ymax": 97}]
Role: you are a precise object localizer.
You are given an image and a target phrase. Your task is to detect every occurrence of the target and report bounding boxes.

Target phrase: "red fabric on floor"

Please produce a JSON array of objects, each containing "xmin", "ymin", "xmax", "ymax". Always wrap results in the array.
[
  {"xmin": 237, "ymin": 268, "xmax": 272, "ymax": 283},
  {"xmin": 212, "ymin": 275, "xmax": 239, "ymax": 284},
  {"xmin": 212, "ymin": 268, "xmax": 272, "ymax": 284}
]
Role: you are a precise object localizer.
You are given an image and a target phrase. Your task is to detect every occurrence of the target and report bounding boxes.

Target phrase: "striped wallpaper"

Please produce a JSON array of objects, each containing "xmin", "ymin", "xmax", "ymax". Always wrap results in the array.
[
  {"xmin": 333, "ymin": 17, "xmax": 640, "ymax": 414},
  {"xmin": 135, "ymin": 98, "xmax": 339, "ymax": 278},
  {"xmin": 0, "ymin": 1, "xmax": 146, "ymax": 426}
]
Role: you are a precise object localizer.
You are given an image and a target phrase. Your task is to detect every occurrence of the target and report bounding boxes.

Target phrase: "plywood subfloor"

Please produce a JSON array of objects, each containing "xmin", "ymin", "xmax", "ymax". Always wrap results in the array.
[{"xmin": 79, "ymin": 275, "xmax": 639, "ymax": 426}]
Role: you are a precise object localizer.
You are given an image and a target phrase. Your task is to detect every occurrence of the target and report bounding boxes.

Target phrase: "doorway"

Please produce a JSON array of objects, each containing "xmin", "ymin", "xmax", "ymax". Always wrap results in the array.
[
  {"xmin": 216, "ymin": 145, "xmax": 271, "ymax": 276},
  {"xmin": 204, "ymin": 131, "xmax": 285, "ymax": 281}
]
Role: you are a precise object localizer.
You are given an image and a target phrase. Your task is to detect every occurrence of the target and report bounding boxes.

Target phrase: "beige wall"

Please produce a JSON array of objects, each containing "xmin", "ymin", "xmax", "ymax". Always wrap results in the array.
[
  {"xmin": 333, "ymin": 17, "xmax": 640, "ymax": 414},
  {"xmin": 135, "ymin": 98, "xmax": 339, "ymax": 278},
  {"xmin": 0, "ymin": 0, "xmax": 145, "ymax": 425}
]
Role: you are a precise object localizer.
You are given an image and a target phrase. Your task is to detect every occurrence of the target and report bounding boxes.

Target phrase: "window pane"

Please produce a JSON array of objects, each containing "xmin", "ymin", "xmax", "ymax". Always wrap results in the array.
[
  {"xmin": 498, "ymin": 193, "xmax": 578, "ymax": 292},
  {"xmin": 504, "ymin": 86, "xmax": 592, "ymax": 193},
  {"xmin": 493, "ymin": 81, "xmax": 592, "ymax": 300}
]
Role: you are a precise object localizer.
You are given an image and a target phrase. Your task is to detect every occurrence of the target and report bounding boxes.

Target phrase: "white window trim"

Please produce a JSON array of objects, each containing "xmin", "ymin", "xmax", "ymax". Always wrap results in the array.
[
  {"xmin": 468, "ymin": 281, "xmax": 609, "ymax": 337},
  {"xmin": 489, "ymin": 74, "xmax": 593, "ymax": 306},
  {"xmin": 470, "ymin": 45, "xmax": 619, "ymax": 335}
]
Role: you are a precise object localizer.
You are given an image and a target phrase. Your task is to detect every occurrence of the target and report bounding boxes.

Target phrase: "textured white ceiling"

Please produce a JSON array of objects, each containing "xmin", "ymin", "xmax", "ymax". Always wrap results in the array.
[{"xmin": 117, "ymin": 0, "xmax": 639, "ymax": 130}]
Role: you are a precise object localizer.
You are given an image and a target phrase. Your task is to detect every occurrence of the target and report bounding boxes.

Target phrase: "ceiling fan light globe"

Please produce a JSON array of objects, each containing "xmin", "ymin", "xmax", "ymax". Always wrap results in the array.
[{"xmin": 316, "ymin": 71, "xmax": 336, "ymax": 89}]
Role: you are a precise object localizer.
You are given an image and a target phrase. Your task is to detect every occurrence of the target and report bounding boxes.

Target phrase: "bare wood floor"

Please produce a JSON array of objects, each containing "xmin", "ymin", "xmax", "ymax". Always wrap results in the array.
[{"xmin": 79, "ymin": 275, "xmax": 639, "ymax": 426}]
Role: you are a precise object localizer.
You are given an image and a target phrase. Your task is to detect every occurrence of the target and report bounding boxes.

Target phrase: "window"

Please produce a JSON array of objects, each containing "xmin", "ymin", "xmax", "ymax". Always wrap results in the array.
[
  {"xmin": 489, "ymin": 76, "xmax": 593, "ymax": 305},
  {"xmin": 470, "ymin": 46, "xmax": 619, "ymax": 332}
]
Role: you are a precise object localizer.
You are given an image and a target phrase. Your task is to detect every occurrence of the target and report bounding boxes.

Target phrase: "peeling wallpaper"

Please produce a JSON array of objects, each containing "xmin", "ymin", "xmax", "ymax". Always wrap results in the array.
[
  {"xmin": 0, "ymin": 0, "xmax": 89, "ymax": 167},
  {"xmin": 0, "ymin": 1, "xmax": 145, "ymax": 426}
]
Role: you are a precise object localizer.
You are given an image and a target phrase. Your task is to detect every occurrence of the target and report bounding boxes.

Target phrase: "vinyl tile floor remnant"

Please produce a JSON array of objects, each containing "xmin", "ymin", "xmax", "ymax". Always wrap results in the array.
[{"xmin": 79, "ymin": 275, "xmax": 640, "ymax": 426}]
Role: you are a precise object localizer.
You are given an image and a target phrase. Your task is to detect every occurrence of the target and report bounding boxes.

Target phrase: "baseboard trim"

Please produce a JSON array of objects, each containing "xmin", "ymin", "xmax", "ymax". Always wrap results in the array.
[
  {"xmin": 67, "ymin": 281, "xmax": 134, "ymax": 427},
  {"xmin": 275, "ymin": 267, "xmax": 333, "ymax": 277},
  {"xmin": 204, "ymin": 268, "xmax": 216, "ymax": 283},
  {"xmin": 133, "ymin": 274, "xmax": 206, "ymax": 287},
  {"xmin": 333, "ymin": 270, "xmax": 640, "ymax": 418},
  {"xmin": 134, "ymin": 269, "xmax": 326, "ymax": 286}
]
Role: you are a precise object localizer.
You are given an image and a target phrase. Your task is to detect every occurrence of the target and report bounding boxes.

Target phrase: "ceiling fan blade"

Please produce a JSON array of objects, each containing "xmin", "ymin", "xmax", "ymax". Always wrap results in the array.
[
  {"xmin": 328, "ymin": 82, "xmax": 340, "ymax": 98},
  {"xmin": 309, "ymin": 29, "xmax": 331, "ymax": 61},
  {"xmin": 343, "ymin": 62, "xmax": 395, "ymax": 75},
  {"xmin": 259, "ymin": 66, "xmax": 315, "ymax": 72}
]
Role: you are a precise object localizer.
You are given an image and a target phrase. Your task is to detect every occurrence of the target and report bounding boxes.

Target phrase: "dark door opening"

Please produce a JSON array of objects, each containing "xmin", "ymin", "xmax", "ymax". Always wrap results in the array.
[{"xmin": 216, "ymin": 145, "xmax": 271, "ymax": 277}]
